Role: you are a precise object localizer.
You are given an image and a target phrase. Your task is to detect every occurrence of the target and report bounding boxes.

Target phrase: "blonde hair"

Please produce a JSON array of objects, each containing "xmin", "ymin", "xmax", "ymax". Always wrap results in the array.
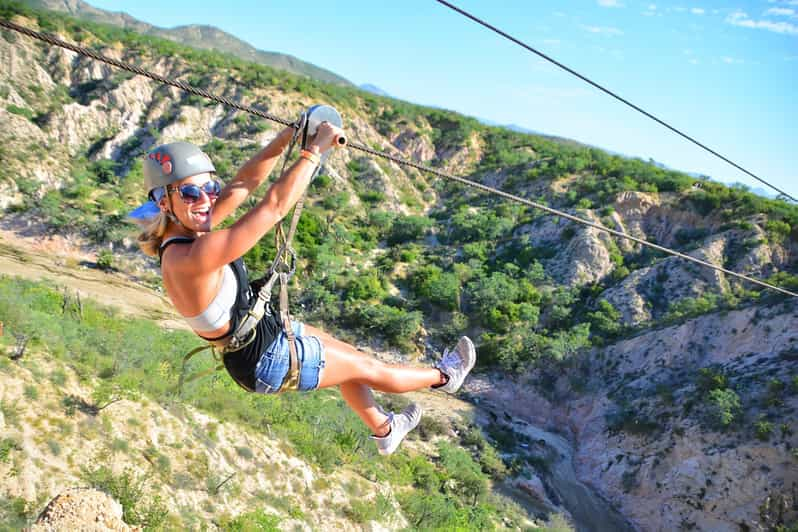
[{"xmin": 137, "ymin": 211, "xmax": 170, "ymax": 257}]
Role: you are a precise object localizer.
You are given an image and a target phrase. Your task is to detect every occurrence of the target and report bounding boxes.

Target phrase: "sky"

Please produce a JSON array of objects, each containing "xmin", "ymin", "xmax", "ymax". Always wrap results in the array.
[{"xmin": 87, "ymin": 0, "xmax": 798, "ymax": 198}]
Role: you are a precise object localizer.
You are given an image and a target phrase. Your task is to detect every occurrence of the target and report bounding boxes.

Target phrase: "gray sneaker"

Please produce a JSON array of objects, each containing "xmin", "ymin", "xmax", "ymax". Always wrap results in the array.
[
  {"xmin": 372, "ymin": 404, "xmax": 422, "ymax": 456},
  {"xmin": 435, "ymin": 336, "xmax": 476, "ymax": 394}
]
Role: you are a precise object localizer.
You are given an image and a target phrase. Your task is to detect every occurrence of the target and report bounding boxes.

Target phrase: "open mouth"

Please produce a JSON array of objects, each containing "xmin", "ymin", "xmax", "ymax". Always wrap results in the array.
[{"xmin": 190, "ymin": 207, "xmax": 211, "ymax": 225}]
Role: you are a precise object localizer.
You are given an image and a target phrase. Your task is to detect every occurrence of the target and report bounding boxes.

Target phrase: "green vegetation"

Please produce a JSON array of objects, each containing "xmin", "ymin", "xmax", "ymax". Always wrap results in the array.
[
  {"xmin": 3, "ymin": 0, "xmax": 797, "ymax": 377},
  {"xmin": 705, "ymin": 389, "xmax": 742, "ymax": 429},
  {"xmin": 81, "ymin": 465, "xmax": 170, "ymax": 528},
  {"xmin": 0, "ymin": 275, "xmax": 524, "ymax": 529}
]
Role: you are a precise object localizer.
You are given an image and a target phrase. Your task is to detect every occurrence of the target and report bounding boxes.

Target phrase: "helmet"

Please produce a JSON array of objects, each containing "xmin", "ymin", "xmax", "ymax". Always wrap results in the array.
[{"xmin": 143, "ymin": 142, "xmax": 216, "ymax": 201}]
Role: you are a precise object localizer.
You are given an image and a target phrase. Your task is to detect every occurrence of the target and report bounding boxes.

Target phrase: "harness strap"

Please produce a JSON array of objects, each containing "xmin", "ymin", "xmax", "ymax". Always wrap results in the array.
[
  {"xmin": 278, "ymin": 272, "xmax": 301, "ymax": 391},
  {"xmin": 177, "ymin": 344, "xmax": 217, "ymax": 392},
  {"xmin": 177, "ymin": 108, "xmax": 333, "ymax": 393}
]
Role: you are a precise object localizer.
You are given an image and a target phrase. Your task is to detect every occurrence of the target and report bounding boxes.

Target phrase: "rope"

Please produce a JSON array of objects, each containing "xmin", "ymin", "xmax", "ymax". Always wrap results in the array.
[
  {"xmin": 433, "ymin": 0, "xmax": 797, "ymax": 204},
  {"xmin": 2, "ymin": 18, "xmax": 796, "ymax": 299}
]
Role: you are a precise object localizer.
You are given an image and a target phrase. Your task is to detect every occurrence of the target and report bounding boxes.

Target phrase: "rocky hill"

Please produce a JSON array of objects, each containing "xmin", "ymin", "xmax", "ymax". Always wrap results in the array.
[
  {"xmin": 1, "ymin": 3, "xmax": 797, "ymax": 530},
  {"xmin": 23, "ymin": 0, "xmax": 353, "ymax": 86}
]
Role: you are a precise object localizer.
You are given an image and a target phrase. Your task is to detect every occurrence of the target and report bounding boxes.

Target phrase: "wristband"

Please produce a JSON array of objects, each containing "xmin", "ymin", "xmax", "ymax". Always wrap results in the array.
[{"xmin": 299, "ymin": 149, "xmax": 320, "ymax": 166}]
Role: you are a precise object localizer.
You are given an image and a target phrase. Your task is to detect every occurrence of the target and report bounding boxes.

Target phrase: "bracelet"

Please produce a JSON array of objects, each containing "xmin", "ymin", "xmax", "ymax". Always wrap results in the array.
[{"xmin": 299, "ymin": 149, "xmax": 320, "ymax": 166}]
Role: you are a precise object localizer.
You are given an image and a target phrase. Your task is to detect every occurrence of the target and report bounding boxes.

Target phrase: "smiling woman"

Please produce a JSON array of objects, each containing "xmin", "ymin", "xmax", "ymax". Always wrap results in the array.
[{"xmin": 134, "ymin": 125, "xmax": 477, "ymax": 457}]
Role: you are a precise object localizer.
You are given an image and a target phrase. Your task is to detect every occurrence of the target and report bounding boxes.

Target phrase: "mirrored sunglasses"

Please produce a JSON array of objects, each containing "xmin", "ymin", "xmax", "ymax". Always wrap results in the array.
[{"xmin": 167, "ymin": 180, "xmax": 222, "ymax": 204}]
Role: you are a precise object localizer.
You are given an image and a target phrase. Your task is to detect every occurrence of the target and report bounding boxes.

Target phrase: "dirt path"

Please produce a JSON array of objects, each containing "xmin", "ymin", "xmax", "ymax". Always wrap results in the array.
[{"xmin": 0, "ymin": 228, "xmax": 186, "ymax": 331}]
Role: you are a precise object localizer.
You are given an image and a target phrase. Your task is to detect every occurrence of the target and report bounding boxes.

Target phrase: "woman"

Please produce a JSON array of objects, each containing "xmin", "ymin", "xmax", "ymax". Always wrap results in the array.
[{"xmin": 136, "ymin": 122, "xmax": 476, "ymax": 455}]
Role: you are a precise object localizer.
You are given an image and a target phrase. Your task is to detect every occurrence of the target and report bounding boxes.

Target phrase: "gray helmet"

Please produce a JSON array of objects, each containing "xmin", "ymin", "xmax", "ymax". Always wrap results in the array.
[{"xmin": 143, "ymin": 142, "xmax": 216, "ymax": 201}]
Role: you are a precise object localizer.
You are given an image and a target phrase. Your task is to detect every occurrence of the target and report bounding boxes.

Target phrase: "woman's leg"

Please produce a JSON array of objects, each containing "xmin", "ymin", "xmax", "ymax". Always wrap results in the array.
[
  {"xmin": 304, "ymin": 325, "xmax": 446, "ymax": 392},
  {"xmin": 339, "ymin": 382, "xmax": 390, "ymax": 437}
]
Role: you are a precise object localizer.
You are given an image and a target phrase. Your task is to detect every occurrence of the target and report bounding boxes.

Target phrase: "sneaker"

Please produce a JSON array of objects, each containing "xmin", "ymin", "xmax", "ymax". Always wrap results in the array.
[
  {"xmin": 372, "ymin": 403, "xmax": 422, "ymax": 456},
  {"xmin": 435, "ymin": 336, "xmax": 476, "ymax": 394}
]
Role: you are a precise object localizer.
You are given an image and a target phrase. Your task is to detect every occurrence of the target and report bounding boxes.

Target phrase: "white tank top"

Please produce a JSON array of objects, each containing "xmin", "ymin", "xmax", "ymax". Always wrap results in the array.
[{"xmin": 160, "ymin": 237, "xmax": 237, "ymax": 332}]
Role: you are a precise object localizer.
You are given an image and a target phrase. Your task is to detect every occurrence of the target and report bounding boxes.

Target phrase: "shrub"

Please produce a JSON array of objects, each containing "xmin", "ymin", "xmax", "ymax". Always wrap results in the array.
[
  {"xmin": 0, "ymin": 437, "xmax": 20, "ymax": 462},
  {"xmin": 755, "ymin": 417, "xmax": 773, "ymax": 441},
  {"xmin": 6, "ymin": 104, "xmax": 34, "ymax": 120},
  {"xmin": 704, "ymin": 388, "xmax": 741, "ymax": 429},
  {"xmin": 696, "ymin": 367, "xmax": 728, "ymax": 393},
  {"xmin": 588, "ymin": 300, "xmax": 622, "ymax": 340},
  {"xmin": 345, "ymin": 304, "xmax": 422, "ymax": 349},
  {"xmin": 663, "ymin": 294, "xmax": 719, "ymax": 324},
  {"xmin": 96, "ymin": 250, "xmax": 114, "ymax": 271},
  {"xmin": 387, "ymin": 214, "xmax": 432, "ymax": 245},
  {"xmin": 410, "ymin": 265, "xmax": 460, "ymax": 310},
  {"xmin": 344, "ymin": 271, "xmax": 385, "ymax": 302},
  {"xmin": 81, "ymin": 465, "xmax": 169, "ymax": 527},
  {"xmin": 218, "ymin": 509, "xmax": 280, "ymax": 531}
]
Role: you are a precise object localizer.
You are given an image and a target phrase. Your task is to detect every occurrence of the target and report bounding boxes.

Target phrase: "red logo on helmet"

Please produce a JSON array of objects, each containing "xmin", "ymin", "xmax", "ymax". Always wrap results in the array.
[
  {"xmin": 148, "ymin": 151, "xmax": 172, "ymax": 175},
  {"xmin": 162, "ymin": 155, "xmax": 173, "ymax": 175}
]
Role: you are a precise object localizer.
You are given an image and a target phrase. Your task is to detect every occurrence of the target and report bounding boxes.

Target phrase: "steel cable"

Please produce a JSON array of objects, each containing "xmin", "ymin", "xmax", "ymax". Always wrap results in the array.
[
  {"xmin": 1, "ymin": 17, "xmax": 796, "ymax": 298},
  {"xmin": 433, "ymin": 0, "xmax": 797, "ymax": 204}
]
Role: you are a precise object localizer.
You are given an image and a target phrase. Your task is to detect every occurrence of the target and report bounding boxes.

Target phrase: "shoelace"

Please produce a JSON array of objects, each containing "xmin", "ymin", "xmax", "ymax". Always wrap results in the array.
[{"xmin": 440, "ymin": 348, "xmax": 461, "ymax": 370}]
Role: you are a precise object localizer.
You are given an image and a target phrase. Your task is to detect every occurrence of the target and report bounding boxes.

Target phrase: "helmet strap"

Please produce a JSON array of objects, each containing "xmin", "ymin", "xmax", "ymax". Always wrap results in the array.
[{"xmin": 164, "ymin": 187, "xmax": 183, "ymax": 226}]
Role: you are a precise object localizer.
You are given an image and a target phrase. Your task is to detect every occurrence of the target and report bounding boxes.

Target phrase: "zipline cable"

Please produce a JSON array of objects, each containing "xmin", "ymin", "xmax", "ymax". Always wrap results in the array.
[
  {"xmin": 1, "ymin": 18, "xmax": 796, "ymax": 299},
  {"xmin": 0, "ymin": 20, "xmax": 295, "ymax": 128},
  {"xmin": 433, "ymin": 0, "xmax": 797, "ymax": 204}
]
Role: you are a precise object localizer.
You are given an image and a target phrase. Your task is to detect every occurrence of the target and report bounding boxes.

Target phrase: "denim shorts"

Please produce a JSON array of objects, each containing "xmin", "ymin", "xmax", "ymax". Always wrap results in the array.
[{"xmin": 254, "ymin": 321, "xmax": 326, "ymax": 394}]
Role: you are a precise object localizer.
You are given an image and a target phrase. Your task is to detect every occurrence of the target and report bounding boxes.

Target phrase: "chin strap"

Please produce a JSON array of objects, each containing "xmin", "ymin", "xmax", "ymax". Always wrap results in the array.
[{"xmin": 163, "ymin": 186, "xmax": 183, "ymax": 226}]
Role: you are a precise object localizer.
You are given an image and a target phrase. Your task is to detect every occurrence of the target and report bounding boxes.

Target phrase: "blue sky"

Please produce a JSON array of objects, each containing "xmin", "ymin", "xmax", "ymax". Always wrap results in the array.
[{"xmin": 88, "ymin": 0, "xmax": 797, "ymax": 198}]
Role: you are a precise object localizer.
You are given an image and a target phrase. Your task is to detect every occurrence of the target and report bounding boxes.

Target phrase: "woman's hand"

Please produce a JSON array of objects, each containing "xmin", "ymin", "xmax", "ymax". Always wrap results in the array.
[{"xmin": 306, "ymin": 121, "xmax": 344, "ymax": 155}]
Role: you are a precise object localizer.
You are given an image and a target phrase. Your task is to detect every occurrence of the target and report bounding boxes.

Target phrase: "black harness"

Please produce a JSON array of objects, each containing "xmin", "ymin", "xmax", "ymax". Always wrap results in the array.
[{"xmin": 160, "ymin": 237, "xmax": 270, "ymax": 392}]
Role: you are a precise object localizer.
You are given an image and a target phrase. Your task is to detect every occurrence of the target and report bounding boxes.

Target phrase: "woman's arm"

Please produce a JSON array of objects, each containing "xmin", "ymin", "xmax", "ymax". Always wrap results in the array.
[
  {"xmin": 174, "ymin": 122, "xmax": 342, "ymax": 274},
  {"xmin": 211, "ymin": 126, "xmax": 295, "ymax": 226}
]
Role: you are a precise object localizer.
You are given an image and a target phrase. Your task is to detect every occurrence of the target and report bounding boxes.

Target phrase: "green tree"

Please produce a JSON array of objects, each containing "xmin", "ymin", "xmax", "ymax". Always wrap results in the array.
[
  {"xmin": 588, "ymin": 300, "xmax": 622, "ymax": 339},
  {"xmin": 387, "ymin": 214, "xmax": 432, "ymax": 245}
]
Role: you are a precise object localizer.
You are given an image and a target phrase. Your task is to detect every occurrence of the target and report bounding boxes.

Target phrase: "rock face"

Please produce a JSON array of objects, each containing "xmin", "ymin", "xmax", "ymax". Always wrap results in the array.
[
  {"xmin": 469, "ymin": 301, "xmax": 798, "ymax": 532},
  {"xmin": 32, "ymin": 488, "xmax": 135, "ymax": 531}
]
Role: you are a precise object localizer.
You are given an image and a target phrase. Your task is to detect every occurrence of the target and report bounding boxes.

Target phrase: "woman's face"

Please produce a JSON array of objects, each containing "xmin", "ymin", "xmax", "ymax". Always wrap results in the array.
[{"xmin": 160, "ymin": 172, "xmax": 220, "ymax": 232}]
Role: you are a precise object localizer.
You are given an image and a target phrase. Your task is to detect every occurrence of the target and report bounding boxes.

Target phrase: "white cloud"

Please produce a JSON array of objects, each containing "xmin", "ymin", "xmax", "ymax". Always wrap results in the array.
[
  {"xmin": 598, "ymin": 0, "xmax": 624, "ymax": 7},
  {"xmin": 648, "ymin": 4, "xmax": 657, "ymax": 9},
  {"xmin": 691, "ymin": 7, "xmax": 705, "ymax": 15},
  {"xmin": 721, "ymin": 56, "xmax": 744, "ymax": 64},
  {"xmin": 727, "ymin": 10, "xmax": 798, "ymax": 35},
  {"xmin": 581, "ymin": 25, "xmax": 624, "ymax": 35},
  {"xmin": 765, "ymin": 7, "xmax": 796, "ymax": 16},
  {"xmin": 688, "ymin": 58, "xmax": 699, "ymax": 64},
  {"xmin": 543, "ymin": 39, "xmax": 561, "ymax": 46}
]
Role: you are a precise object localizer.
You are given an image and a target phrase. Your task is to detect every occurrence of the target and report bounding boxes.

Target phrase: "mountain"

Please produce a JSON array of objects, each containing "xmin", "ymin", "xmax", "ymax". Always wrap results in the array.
[
  {"xmin": 1, "ymin": 3, "xmax": 797, "ymax": 530},
  {"xmin": 359, "ymin": 83, "xmax": 392, "ymax": 97},
  {"xmin": 23, "ymin": 0, "xmax": 353, "ymax": 86}
]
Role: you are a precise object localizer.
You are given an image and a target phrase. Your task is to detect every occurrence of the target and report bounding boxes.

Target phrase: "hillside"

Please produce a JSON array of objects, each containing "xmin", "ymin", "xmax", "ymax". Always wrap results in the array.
[
  {"xmin": 1, "ymin": 2, "xmax": 797, "ymax": 530},
  {"xmin": 23, "ymin": 0, "xmax": 353, "ymax": 86}
]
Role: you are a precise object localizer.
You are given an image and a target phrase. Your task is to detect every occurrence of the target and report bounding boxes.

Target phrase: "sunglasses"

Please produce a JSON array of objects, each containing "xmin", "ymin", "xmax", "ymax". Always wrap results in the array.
[{"xmin": 167, "ymin": 180, "xmax": 222, "ymax": 204}]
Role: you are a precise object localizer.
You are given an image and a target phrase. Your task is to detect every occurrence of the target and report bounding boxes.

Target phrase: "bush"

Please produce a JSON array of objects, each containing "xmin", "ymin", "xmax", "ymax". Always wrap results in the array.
[
  {"xmin": 588, "ymin": 300, "xmax": 622, "ymax": 340},
  {"xmin": 96, "ymin": 250, "xmax": 114, "ymax": 271},
  {"xmin": 81, "ymin": 466, "xmax": 169, "ymax": 527},
  {"xmin": 6, "ymin": 104, "xmax": 34, "ymax": 120},
  {"xmin": 696, "ymin": 367, "xmax": 728, "ymax": 393},
  {"xmin": 409, "ymin": 265, "xmax": 460, "ymax": 310},
  {"xmin": 344, "ymin": 303, "xmax": 422, "ymax": 349},
  {"xmin": 704, "ymin": 388, "xmax": 741, "ymax": 429},
  {"xmin": 218, "ymin": 509, "xmax": 280, "ymax": 531},
  {"xmin": 663, "ymin": 295, "xmax": 719, "ymax": 324},
  {"xmin": 387, "ymin": 214, "xmax": 432, "ymax": 245},
  {"xmin": 755, "ymin": 417, "xmax": 773, "ymax": 441}
]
